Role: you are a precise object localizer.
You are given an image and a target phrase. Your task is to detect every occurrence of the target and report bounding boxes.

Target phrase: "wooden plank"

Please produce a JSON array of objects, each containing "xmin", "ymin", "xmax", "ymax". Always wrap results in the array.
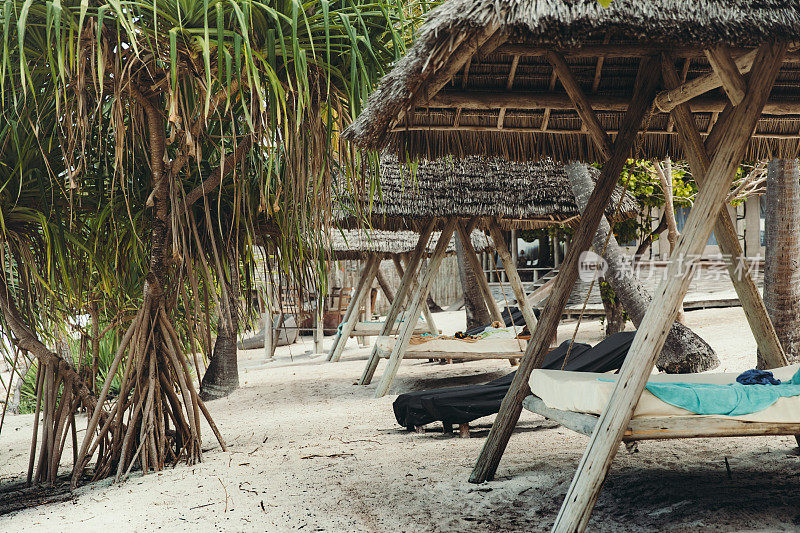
[
  {"xmin": 663, "ymin": 55, "xmax": 788, "ymax": 369},
  {"xmin": 456, "ymin": 221, "xmax": 504, "ymax": 323},
  {"xmin": 359, "ymin": 220, "xmax": 436, "ymax": 385},
  {"xmin": 374, "ymin": 218, "xmax": 458, "ymax": 397},
  {"xmin": 381, "ymin": 350, "xmax": 523, "ymax": 360},
  {"xmin": 523, "ymin": 395, "xmax": 800, "ymax": 440},
  {"xmin": 470, "ymin": 55, "xmax": 663, "ymax": 486},
  {"xmin": 328, "ymin": 255, "xmax": 379, "ymax": 362},
  {"xmin": 546, "ymin": 51, "xmax": 612, "ymax": 159},
  {"xmin": 656, "ymin": 48, "xmax": 755, "ymax": 112},
  {"xmin": 704, "ymin": 45, "xmax": 747, "ymax": 106},
  {"xmin": 553, "ymin": 43, "xmax": 787, "ymax": 533},
  {"xmin": 522, "ymin": 395, "xmax": 596, "ymax": 437},
  {"xmin": 488, "ymin": 219, "xmax": 538, "ymax": 330},
  {"xmin": 351, "ymin": 321, "xmax": 429, "ymax": 336}
]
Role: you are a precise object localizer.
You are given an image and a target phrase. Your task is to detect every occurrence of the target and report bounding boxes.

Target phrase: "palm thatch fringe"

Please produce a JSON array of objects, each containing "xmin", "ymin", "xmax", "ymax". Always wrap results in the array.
[
  {"xmin": 327, "ymin": 228, "xmax": 492, "ymax": 260},
  {"xmin": 335, "ymin": 156, "xmax": 637, "ymax": 230},
  {"xmin": 342, "ymin": 0, "xmax": 800, "ymax": 161}
]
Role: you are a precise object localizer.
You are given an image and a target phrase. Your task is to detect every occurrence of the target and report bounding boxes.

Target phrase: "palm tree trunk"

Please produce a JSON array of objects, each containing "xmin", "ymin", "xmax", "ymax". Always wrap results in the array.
[
  {"xmin": 201, "ymin": 248, "xmax": 241, "ymax": 400},
  {"xmin": 455, "ymin": 230, "xmax": 491, "ymax": 330},
  {"xmin": 567, "ymin": 162, "xmax": 719, "ymax": 373},
  {"xmin": 598, "ymin": 277, "xmax": 626, "ymax": 336},
  {"xmin": 762, "ymin": 159, "xmax": 800, "ymax": 367}
]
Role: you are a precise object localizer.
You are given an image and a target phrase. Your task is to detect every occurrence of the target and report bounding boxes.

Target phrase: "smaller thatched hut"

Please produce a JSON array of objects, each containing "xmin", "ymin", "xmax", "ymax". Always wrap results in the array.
[
  {"xmin": 335, "ymin": 155, "xmax": 637, "ymax": 231},
  {"xmin": 326, "ymin": 228, "xmax": 492, "ymax": 260}
]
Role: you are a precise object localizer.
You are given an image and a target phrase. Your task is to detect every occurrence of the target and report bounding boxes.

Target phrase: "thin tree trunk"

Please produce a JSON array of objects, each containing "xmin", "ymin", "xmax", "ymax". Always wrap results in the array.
[
  {"xmin": 654, "ymin": 158, "xmax": 685, "ymax": 323},
  {"xmin": 567, "ymin": 162, "xmax": 719, "ymax": 373},
  {"xmin": 598, "ymin": 277, "xmax": 626, "ymax": 336},
  {"xmin": 201, "ymin": 247, "xmax": 241, "ymax": 400},
  {"xmin": 761, "ymin": 158, "xmax": 800, "ymax": 367},
  {"xmin": 455, "ymin": 230, "xmax": 491, "ymax": 330}
]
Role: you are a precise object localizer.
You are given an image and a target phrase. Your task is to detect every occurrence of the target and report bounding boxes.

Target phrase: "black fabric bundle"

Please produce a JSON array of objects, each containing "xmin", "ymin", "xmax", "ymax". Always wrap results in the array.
[{"xmin": 392, "ymin": 331, "xmax": 636, "ymax": 429}]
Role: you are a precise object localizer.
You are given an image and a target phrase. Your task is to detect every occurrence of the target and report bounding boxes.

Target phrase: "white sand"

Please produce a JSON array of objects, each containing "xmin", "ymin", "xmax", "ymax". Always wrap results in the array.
[{"xmin": 2, "ymin": 306, "xmax": 800, "ymax": 532}]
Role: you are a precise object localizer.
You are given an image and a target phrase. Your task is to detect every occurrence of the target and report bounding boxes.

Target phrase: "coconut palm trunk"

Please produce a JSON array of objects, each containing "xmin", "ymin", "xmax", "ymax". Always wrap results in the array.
[
  {"xmin": 455, "ymin": 230, "xmax": 491, "ymax": 330},
  {"xmin": 567, "ymin": 162, "xmax": 719, "ymax": 373},
  {"xmin": 761, "ymin": 159, "xmax": 800, "ymax": 367},
  {"xmin": 201, "ymin": 248, "xmax": 241, "ymax": 400}
]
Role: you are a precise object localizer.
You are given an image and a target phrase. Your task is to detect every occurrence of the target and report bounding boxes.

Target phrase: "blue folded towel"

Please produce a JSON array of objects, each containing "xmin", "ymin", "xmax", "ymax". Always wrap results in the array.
[
  {"xmin": 736, "ymin": 369, "xmax": 781, "ymax": 386},
  {"xmin": 600, "ymin": 367, "xmax": 800, "ymax": 416}
]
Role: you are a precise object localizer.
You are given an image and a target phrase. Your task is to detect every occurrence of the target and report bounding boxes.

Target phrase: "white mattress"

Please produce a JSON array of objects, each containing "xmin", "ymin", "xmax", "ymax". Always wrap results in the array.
[
  {"xmin": 376, "ymin": 336, "xmax": 526, "ymax": 355},
  {"xmin": 530, "ymin": 364, "xmax": 800, "ymax": 423}
]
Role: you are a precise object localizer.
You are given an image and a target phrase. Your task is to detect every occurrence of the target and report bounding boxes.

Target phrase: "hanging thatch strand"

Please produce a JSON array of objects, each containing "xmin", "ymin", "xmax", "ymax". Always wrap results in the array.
[
  {"xmin": 334, "ymin": 155, "xmax": 637, "ymax": 230},
  {"xmin": 327, "ymin": 228, "xmax": 492, "ymax": 260},
  {"xmin": 342, "ymin": 0, "xmax": 800, "ymax": 161}
]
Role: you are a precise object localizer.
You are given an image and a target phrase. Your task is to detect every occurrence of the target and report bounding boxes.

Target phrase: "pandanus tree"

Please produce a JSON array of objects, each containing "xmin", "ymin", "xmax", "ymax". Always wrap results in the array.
[{"xmin": 1, "ymin": 0, "xmax": 406, "ymax": 485}]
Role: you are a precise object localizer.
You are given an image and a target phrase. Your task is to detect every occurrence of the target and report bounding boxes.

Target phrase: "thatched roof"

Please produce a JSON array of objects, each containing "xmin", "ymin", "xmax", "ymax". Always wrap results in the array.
[
  {"xmin": 335, "ymin": 156, "xmax": 638, "ymax": 230},
  {"xmin": 343, "ymin": 0, "xmax": 800, "ymax": 161},
  {"xmin": 327, "ymin": 228, "xmax": 492, "ymax": 260}
]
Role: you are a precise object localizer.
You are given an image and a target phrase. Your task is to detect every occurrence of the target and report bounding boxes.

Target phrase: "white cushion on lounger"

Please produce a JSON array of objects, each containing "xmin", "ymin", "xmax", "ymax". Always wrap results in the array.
[
  {"xmin": 376, "ymin": 336, "xmax": 526, "ymax": 354},
  {"xmin": 530, "ymin": 364, "xmax": 800, "ymax": 423}
]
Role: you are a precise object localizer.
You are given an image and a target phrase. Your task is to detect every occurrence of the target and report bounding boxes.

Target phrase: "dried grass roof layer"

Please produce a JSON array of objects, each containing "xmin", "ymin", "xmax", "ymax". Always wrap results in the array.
[
  {"xmin": 343, "ymin": 0, "xmax": 800, "ymax": 161},
  {"xmin": 327, "ymin": 228, "xmax": 492, "ymax": 260},
  {"xmin": 335, "ymin": 156, "xmax": 638, "ymax": 230}
]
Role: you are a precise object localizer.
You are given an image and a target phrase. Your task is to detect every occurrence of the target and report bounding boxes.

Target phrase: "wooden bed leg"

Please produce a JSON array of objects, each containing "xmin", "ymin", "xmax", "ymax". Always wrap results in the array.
[
  {"xmin": 470, "ymin": 54, "xmax": 662, "ymax": 486},
  {"xmin": 459, "ymin": 423, "xmax": 470, "ymax": 439},
  {"xmin": 328, "ymin": 255, "xmax": 380, "ymax": 362},
  {"xmin": 374, "ymin": 218, "xmax": 458, "ymax": 397},
  {"xmin": 553, "ymin": 45, "xmax": 785, "ymax": 532},
  {"xmin": 359, "ymin": 221, "xmax": 436, "ymax": 385}
]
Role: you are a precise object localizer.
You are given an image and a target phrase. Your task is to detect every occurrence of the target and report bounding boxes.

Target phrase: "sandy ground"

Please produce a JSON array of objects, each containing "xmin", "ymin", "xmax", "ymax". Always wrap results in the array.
[{"xmin": 2, "ymin": 306, "xmax": 800, "ymax": 532}]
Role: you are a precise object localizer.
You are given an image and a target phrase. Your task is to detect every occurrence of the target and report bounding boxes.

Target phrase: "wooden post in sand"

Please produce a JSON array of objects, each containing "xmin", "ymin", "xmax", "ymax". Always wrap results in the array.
[
  {"xmin": 328, "ymin": 255, "xmax": 380, "ymax": 362},
  {"xmin": 359, "ymin": 220, "xmax": 436, "ymax": 385}
]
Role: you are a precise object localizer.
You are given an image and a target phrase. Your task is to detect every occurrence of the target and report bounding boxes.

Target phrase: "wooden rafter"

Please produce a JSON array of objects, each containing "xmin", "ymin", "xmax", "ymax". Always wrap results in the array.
[
  {"xmin": 494, "ymin": 43, "xmax": 800, "ymax": 60},
  {"xmin": 546, "ymin": 50, "xmax": 612, "ymax": 158},
  {"xmin": 540, "ymin": 69, "xmax": 558, "ymax": 132},
  {"xmin": 497, "ymin": 55, "xmax": 520, "ymax": 129}
]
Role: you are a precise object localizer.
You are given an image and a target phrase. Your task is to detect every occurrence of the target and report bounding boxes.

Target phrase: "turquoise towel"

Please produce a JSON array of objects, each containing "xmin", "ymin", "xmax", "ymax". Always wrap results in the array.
[{"xmin": 600, "ymin": 367, "xmax": 800, "ymax": 416}]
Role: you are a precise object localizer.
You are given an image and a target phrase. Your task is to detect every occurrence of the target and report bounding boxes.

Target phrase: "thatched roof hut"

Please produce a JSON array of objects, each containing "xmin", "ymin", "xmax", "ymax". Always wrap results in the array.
[
  {"xmin": 343, "ymin": 0, "xmax": 800, "ymax": 161},
  {"xmin": 327, "ymin": 228, "xmax": 492, "ymax": 260},
  {"xmin": 335, "ymin": 155, "xmax": 638, "ymax": 230}
]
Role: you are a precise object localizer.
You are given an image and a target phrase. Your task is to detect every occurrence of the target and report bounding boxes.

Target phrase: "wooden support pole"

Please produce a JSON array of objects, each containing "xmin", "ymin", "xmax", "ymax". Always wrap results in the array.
[
  {"xmin": 314, "ymin": 291, "xmax": 323, "ymax": 354},
  {"xmin": 396, "ymin": 256, "xmax": 439, "ymax": 335},
  {"xmin": 376, "ymin": 267, "xmax": 395, "ymax": 305},
  {"xmin": 470, "ymin": 55, "xmax": 662, "ymax": 485},
  {"xmin": 553, "ymin": 43, "xmax": 787, "ymax": 533},
  {"xmin": 488, "ymin": 219, "xmax": 538, "ymax": 330},
  {"xmin": 359, "ymin": 221, "xmax": 436, "ymax": 385},
  {"xmin": 328, "ymin": 255, "xmax": 379, "ymax": 362},
  {"xmin": 262, "ymin": 285, "xmax": 274, "ymax": 361},
  {"xmin": 663, "ymin": 55, "xmax": 788, "ymax": 369},
  {"xmin": 374, "ymin": 218, "xmax": 458, "ymax": 397},
  {"xmin": 456, "ymin": 222, "xmax": 504, "ymax": 323},
  {"xmin": 546, "ymin": 51, "xmax": 612, "ymax": 158}
]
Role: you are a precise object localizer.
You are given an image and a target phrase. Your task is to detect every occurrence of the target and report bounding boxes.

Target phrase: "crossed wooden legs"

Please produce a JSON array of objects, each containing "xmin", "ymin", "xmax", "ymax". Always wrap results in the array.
[{"xmin": 553, "ymin": 44, "xmax": 786, "ymax": 531}]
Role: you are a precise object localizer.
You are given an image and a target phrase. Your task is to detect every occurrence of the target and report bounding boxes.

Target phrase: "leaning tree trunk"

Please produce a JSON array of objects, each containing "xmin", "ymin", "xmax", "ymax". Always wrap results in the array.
[
  {"xmin": 655, "ymin": 158, "xmax": 684, "ymax": 323},
  {"xmin": 761, "ymin": 159, "xmax": 800, "ymax": 367},
  {"xmin": 455, "ymin": 230, "xmax": 491, "ymax": 330},
  {"xmin": 201, "ymin": 248, "xmax": 241, "ymax": 400},
  {"xmin": 567, "ymin": 162, "xmax": 719, "ymax": 373}
]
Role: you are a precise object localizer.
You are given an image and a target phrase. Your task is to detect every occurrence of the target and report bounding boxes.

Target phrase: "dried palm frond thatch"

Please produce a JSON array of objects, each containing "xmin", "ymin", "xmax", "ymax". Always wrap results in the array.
[
  {"xmin": 343, "ymin": 0, "xmax": 800, "ymax": 162},
  {"xmin": 335, "ymin": 156, "xmax": 638, "ymax": 230},
  {"xmin": 327, "ymin": 228, "xmax": 492, "ymax": 260}
]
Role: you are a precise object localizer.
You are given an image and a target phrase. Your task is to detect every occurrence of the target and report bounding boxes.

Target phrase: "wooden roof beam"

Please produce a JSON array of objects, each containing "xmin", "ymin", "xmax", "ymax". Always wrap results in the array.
[
  {"xmin": 655, "ymin": 48, "xmax": 756, "ymax": 112},
  {"xmin": 704, "ymin": 45, "xmax": 747, "ymax": 106},
  {"xmin": 427, "ymin": 90, "xmax": 800, "ymax": 115},
  {"xmin": 495, "ymin": 43, "xmax": 800, "ymax": 60},
  {"xmin": 546, "ymin": 50, "xmax": 612, "ymax": 158}
]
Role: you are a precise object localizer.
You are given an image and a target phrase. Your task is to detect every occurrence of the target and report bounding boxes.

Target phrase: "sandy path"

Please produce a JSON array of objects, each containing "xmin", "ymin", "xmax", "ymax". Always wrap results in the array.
[{"xmin": 1, "ymin": 307, "xmax": 799, "ymax": 532}]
